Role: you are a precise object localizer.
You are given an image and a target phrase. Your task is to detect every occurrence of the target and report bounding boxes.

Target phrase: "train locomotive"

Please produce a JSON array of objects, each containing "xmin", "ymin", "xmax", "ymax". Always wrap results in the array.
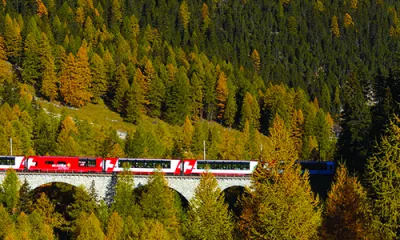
[{"xmin": 0, "ymin": 156, "xmax": 335, "ymax": 176}]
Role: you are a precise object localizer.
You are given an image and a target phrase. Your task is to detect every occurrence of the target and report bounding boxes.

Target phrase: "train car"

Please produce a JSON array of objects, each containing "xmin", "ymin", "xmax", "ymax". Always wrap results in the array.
[
  {"xmin": 297, "ymin": 161, "xmax": 336, "ymax": 175},
  {"xmin": 184, "ymin": 160, "xmax": 258, "ymax": 176},
  {"xmin": 104, "ymin": 158, "xmax": 182, "ymax": 175},
  {"xmin": 27, "ymin": 156, "xmax": 103, "ymax": 173},
  {"xmin": 0, "ymin": 156, "xmax": 26, "ymax": 171}
]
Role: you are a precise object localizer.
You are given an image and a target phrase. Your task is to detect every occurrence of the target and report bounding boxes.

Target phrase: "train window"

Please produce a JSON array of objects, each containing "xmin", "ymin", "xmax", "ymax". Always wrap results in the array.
[
  {"xmin": 45, "ymin": 161, "xmax": 54, "ymax": 165},
  {"xmin": 0, "ymin": 157, "xmax": 15, "ymax": 165},
  {"xmin": 58, "ymin": 162, "xmax": 66, "ymax": 165},
  {"xmin": 197, "ymin": 162, "xmax": 206, "ymax": 169},
  {"xmin": 241, "ymin": 162, "xmax": 250, "ymax": 170},
  {"xmin": 79, "ymin": 159, "xmax": 97, "ymax": 167},
  {"xmin": 300, "ymin": 162, "xmax": 327, "ymax": 171}
]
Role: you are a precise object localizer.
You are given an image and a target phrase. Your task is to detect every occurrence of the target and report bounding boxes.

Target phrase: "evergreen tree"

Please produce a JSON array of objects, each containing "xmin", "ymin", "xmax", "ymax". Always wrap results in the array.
[
  {"xmin": 182, "ymin": 115, "xmax": 193, "ymax": 153},
  {"xmin": 0, "ymin": 35, "xmax": 7, "ymax": 60},
  {"xmin": 140, "ymin": 168, "xmax": 181, "ymax": 238},
  {"xmin": 90, "ymin": 53, "xmax": 107, "ymax": 103},
  {"xmin": 240, "ymin": 92, "xmax": 260, "ymax": 129},
  {"xmin": 0, "ymin": 205, "xmax": 15, "ymax": 239},
  {"xmin": 15, "ymin": 212, "xmax": 31, "ymax": 240},
  {"xmin": 56, "ymin": 116, "xmax": 78, "ymax": 156},
  {"xmin": 112, "ymin": 168, "xmax": 141, "ymax": 219},
  {"xmin": 367, "ymin": 115, "xmax": 400, "ymax": 238},
  {"xmin": 40, "ymin": 33, "xmax": 58, "ymax": 101},
  {"xmin": 184, "ymin": 168, "xmax": 233, "ymax": 240},
  {"xmin": 337, "ymin": 72, "xmax": 371, "ymax": 173},
  {"xmin": 322, "ymin": 164, "xmax": 375, "ymax": 239},
  {"xmin": 112, "ymin": 63, "xmax": 129, "ymax": 113},
  {"xmin": 106, "ymin": 212, "xmax": 124, "ymax": 240},
  {"xmin": 216, "ymin": 71, "xmax": 229, "ymax": 121},
  {"xmin": 67, "ymin": 185, "xmax": 97, "ymax": 231},
  {"xmin": 0, "ymin": 168, "xmax": 20, "ymax": 214},
  {"xmin": 240, "ymin": 115, "xmax": 321, "ymax": 239},
  {"xmin": 17, "ymin": 178, "xmax": 32, "ymax": 214},
  {"xmin": 33, "ymin": 193, "xmax": 63, "ymax": 228},
  {"xmin": 165, "ymin": 67, "xmax": 190, "ymax": 125},
  {"xmin": 4, "ymin": 14, "xmax": 22, "ymax": 62},
  {"xmin": 75, "ymin": 213, "xmax": 105, "ymax": 240},
  {"xmin": 29, "ymin": 211, "xmax": 54, "ymax": 240},
  {"xmin": 22, "ymin": 32, "xmax": 41, "ymax": 86},
  {"xmin": 224, "ymin": 89, "xmax": 237, "ymax": 127}
]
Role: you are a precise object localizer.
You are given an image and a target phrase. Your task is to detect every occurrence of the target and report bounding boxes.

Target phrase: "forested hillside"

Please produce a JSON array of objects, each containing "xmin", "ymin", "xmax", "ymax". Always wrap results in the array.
[{"xmin": 0, "ymin": 0, "xmax": 400, "ymax": 172}]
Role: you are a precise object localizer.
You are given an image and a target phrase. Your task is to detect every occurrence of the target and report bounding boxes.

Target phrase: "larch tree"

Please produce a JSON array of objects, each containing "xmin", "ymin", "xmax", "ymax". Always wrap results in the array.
[
  {"xmin": 106, "ymin": 212, "xmax": 124, "ymax": 240},
  {"xmin": 56, "ymin": 116, "xmax": 78, "ymax": 156},
  {"xmin": 251, "ymin": 49, "xmax": 261, "ymax": 72},
  {"xmin": 224, "ymin": 88, "xmax": 237, "ymax": 127},
  {"xmin": 240, "ymin": 92, "xmax": 260, "ymax": 130},
  {"xmin": 179, "ymin": 0, "xmax": 190, "ymax": 30},
  {"xmin": 39, "ymin": 33, "xmax": 58, "ymax": 101},
  {"xmin": 367, "ymin": 115, "xmax": 400, "ymax": 239},
  {"xmin": 112, "ymin": 168, "xmax": 141, "ymax": 220},
  {"xmin": 22, "ymin": 32, "xmax": 41, "ymax": 86},
  {"xmin": 75, "ymin": 42, "xmax": 92, "ymax": 103},
  {"xmin": 240, "ymin": 114, "xmax": 321, "ymax": 239},
  {"xmin": 182, "ymin": 115, "xmax": 193, "ymax": 153},
  {"xmin": 126, "ymin": 73, "xmax": 145, "ymax": 124},
  {"xmin": 36, "ymin": 0, "xmax": 48, "ymax": 17},
  {"xmin": 0, "ymin": 35, "xmax": 7, "ymax": 60},
  {"xmin": 28, "ymin": 211, "xmax": 54, "ymax": 240},
  {"xmin": 17, "ymin": 178, "xmax": 32, "ymax": 214},
  {"xmin": 4, "ymin": 14, "xmax": 22, "ymax": 61},
  {"xmin": 184, "ymin": 168, "xmax": 233, "ymax": 240},
  {"xmin": 331, "ymin": 15, "xmax": 340, "ymax": 38},
  {"xmin": 0, "ymin": 168, "xmax": 20, "ymax": 214},
  {"xmin": 216, "ymin": 71, "xmax": 229, "ymax": 121},
  {"xmin": 15, "ymin": 212, "xmax": 31, "ymax": 240},
  {"xmin": 140, "ymin": 168, "xmax": 181, "ymax": 238},
  {"xmin": 322, "ymin": 164, "xmax": 375, "ymax": 239},
  {"xmin": 165, "ymin": 67, "xmax": 190, "ymax": 125},
  {"xmin": 90, "ymin": 53, "xmax": 107, "ymax": 103},
  {"xmin": 67, "ymin": 185, "xmax": 97, "ymax": 231},
  {"xmin": 112, "ymin": 63, "xmax": 129, "ymax": 113},
  {"xmin": 33, "ymin": 193, "xmax": 63, "ymax": 229},
  {"xmin": 75, "ymin": 213, "xmax": 105, "ymax": 240},
  {"xmin": 59, "ymin": 53, "xmax": 80, "ymax": 107}
]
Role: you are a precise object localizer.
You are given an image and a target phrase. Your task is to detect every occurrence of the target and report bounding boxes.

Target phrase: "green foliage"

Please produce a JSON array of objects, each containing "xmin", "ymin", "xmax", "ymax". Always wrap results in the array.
[
  {"xmin": 75, "ymin": 212, "xmax": 105, "ymax": 240},
  {"xmin": 184, "ymin": 169, "xmax": 233, "ymax": 240},
  {"xmin": 0, "ymin": 169, "xmax": 20, "ymax": 214},
  {"xmin": 367, "ymin": 116, "xmax": 400, "ymax": 238}
]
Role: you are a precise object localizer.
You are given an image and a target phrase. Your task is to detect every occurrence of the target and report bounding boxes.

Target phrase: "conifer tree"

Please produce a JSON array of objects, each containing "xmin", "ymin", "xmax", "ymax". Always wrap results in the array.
[
  {"xmin": 251, "ymin": 49, "xmax": 261, "ymax": 72},
  {"xmin": 112, "ymin": 168, "xmax": 141, "ymax": 219},
  {"xmin": 75, "ymin": 213, "xmax": 105, "ymax": 240},
  {"xmin": 240, "ymin": 92, "xmax": 260, "ymax": 129},
  {"xmin": 90, "ymin": 53, "xmax": 107, "ymax": 103},
  {"xmin": 33, "ymin": 193, "xmax": 63, "ymax": 228},
  {"xmin": 182, "ymin": 115, "xmax": 193, "ymax": 152},
  {"xmin": 15, "ymin": 212, "xmax": 31, "ymax": 240},
  {"xmin": 322, "ymin": 164, "xmax": 374, "ymax": 239},
  {"xmin": 0, "ymin": 205, "xmax": 14, "ymax": 239},
  {"xmin": 106, "ymin": 212, "xmax": 124, "ymax": 240},
  {"xmin": 367, "ymin": 115, "xmax": 400, "ymax": 238},
  {"xmin": 112, "ymin": 63, "xmax": 129, "ymax": 113},
  {"xmin": 189, "ymin": 72, "xmax": 203, "ymax": 120},
  {"xmin": 4, "ymin": 14, "xmax": 22, "ymax": 61},
  {"xmin": 126, "ymin": 77, "xmax": 144, "ymax": 124},
  {"xmin": 40, "ymin": 33, "xmax": 58, "ymax": 101},
  {"xmin": 36, "ymin": 0, "xmax": 48, "ymax": 17},
  {"xmin": 0, "ymin": 169, "xmax": 20, "ymax": 214},
  {"xmin": 0, "ymin": 35, "xmax": 7, "ymax": 60},
  {"xmin": 331, "ymin": 15, "xmax": 340, "ymax": 38},
  {"xmin": 240, "ymin": 115, "xmax": 321, "ymax": 239},
  {"xmin": 165, "ymin": 67, "xmax": 190, "ymax": 125},
  {"xmin": 224, "ymin": 88, "xmax": 237, "ymax": 127},
  {"xmin": 56, "ymin": 116, "xmax": 78, "ymax": 156},
  {"xmin": 140, "ymin": 168, "xmax": 181, "ymax": 238},
  {"xmin": 60, "ymin": 53, "xmax": 91, "ymax": 107},
  {"xmin": 147, "ymin": 74, "xmax": 165, "ymax": 118},
  {"xmin": 184, "ymin": 168, "xmax": 233, "ymax": 240},
  {"xmin": 75, "ymin": 42, "xmax": 92, "ymax": 100},
  {"xmin": 179, "ymin": 0, "xmax": 190, "ymax": 30},
  {"xmin": 29, "ymin": 211, "xmax": 54, "ymax": 240},
  {"xmin": 216, "ymin": 71, "xmax": 229, "ymax": 121},
  {"xmin": 22, "ymin": 32, "xmax": 41, "ymax": 86},
  {"xmin": 67, "ymin": 185, "xmax": 97, "ymax": 229},
  {"xmin": 17, "ymin": 178, "xmax": 32, "ymax": 214}
]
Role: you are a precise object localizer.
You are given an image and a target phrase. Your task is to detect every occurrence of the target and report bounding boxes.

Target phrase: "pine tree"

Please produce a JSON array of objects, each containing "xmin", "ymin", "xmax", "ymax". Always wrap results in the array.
[
  {"xmin": 322, "ymin": 164, "xmax": 375, "ymax": 239},
  {"xmin": 240, "ymin": 92, "xmax": 260, "ymax": 129},
  {"xmin": 17, "ymin": 178, "xmax": 32, "ymax": 214},
  {"xmin": 251, "ymin": 49, "xmax": 261, "ymax": 72},
  {"xmin": 147, "ymin": 74, "xmax": 165, "ymax": 118},
  {"xmin": 216, "ymin": 71, "xmax": 229, "ymax": 121},
  {"xmin": 4, "ymin": 14, "xmax": 22, "ymax": 61},
  {"xmin": 189, "ymin": 73, "xmax": 203, "ymax": 120},
  {"xmin": 165, "ymin": 67, "xmax": 190, "ymax": 125},
  {"xmin": 75, "ymin": 42, "xmax": 92, "ymax": 102},
  {"xmin": 240, "ymin": 116, "xmax": 321, "ymax": 238},
  {"xmin": 224, "ymin": 88, "xmax": 237, "ymax": 127},
  {"xmin": 22, "ymin": 32, "xmax": 41, "ymax": 86},
  {"xmin": 90, "ymin": 53, "xmax": 107, "ymax": 103},
  {"xmin": 33, "ymin": 193, "xmax": 63, "ymax": 228},
  {"xmin": 40, "ymin": 33, "xmax": 58, "ymax": 101},
  {"xmin": 75, "ymin": 213, "xmax": 105, "ymax": 240},
  {"xmin": 125, "ymin": 77, "xmax": 144, "ymax": 124},
  {"xmin": 112, "ymin": 168, "xmax": 141, "ymax": 219},
  {"xmin": 67, "ymin": 185, "xmax": 97, "ymax": 230},
  {"xmin": 0, "ymin": 35, "xmax": 7, "ymax": 60},
  {"xmin": 106, "ymin": 212, "xmax": 124, "ymax": 240},
  {"xmin": 112, "ymin": 63, "xmax": 129, "ymax": 113},
  {"xmin": 56, "ymin": 116, "xmax": 78, "ymax": 156},
  {"xmin": 184, "ymin": 168, "xmax": 233, "ymax": 239},
  {"xmin": 367, "ymin": 115, "xmax": 400, "ymax": 238},
  {"xmin": 182, "ymin": 115, "xmax": 193, "ymax": 152},
  {"xmin": 140, "ymin": 168, "xmax": 181, "ymax": 238},
  {"xmin": 0, "ymin": 169, "xmax": 20, "ymax": 214},
  {"xmin": 179, "ymin": 0, "xmax": 190, "ymax": 30},
  {"xmin": 331, "ymin": 15, "xmax": 340, "ymax": 38}
]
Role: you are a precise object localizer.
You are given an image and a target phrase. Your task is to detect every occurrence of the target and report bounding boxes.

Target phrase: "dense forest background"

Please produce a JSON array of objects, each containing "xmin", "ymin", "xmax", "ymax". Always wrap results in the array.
[{"xmin": 0, "ymin": 0, "xmax": 400, "ymax": 172}]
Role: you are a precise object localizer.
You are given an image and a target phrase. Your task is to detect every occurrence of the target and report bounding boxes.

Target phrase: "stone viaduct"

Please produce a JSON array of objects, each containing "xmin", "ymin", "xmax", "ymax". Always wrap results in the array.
[{"xmin": 0, "ymin": 172, "xmax": 251, "ymax": 201}]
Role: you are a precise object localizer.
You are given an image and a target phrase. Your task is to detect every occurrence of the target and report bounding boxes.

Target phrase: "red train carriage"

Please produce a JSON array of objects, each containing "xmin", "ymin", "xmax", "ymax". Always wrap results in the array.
[
  {"xmin": 0, "ymin": 156, "xmax": 26, "ymax": 171},
  {"xmin": 27, "ymin": 156, "xmax": 103, "ymax": 173},
  {"xmin": 104, "ymin": 158, "xmax": 182, "ymax": 174}
]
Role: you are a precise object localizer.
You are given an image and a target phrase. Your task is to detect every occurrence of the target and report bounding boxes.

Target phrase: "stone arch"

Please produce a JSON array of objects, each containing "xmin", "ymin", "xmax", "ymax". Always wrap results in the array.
[{"xmin": 221, "ymin": 185, "xmax": 247, "ymax": 217}]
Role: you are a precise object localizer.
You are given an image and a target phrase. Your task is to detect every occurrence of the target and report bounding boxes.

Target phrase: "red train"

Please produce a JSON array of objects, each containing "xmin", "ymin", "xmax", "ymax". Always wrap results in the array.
[
  {"xmin": 0, "ymin": 156, "xmax": 335, "ymax": 176},
  {"xmin": 0, "ymin": 156, "xmax": 258, "ymax": 176}
]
